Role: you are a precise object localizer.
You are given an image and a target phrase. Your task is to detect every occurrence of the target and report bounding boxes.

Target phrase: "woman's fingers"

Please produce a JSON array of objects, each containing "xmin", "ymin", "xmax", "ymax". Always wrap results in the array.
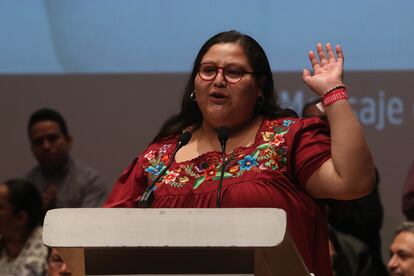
[
  {"xmin": 316, "ymin": 43, "xmax": 328, "ymax": 66},
  {"xmin": 302, "ymin": 68, "xmax": 311, "ymax": 79},
  {"xmin": 308, "ymin": 50, "xmax": 320, "ymax": 71},
  {"xmin": 336, "ymin": 44, "xmax": 344, "ymax": 64},
  {"xmin": 307, "ymin": 43, "xmax": 343, "ymax": 75},
  {"xmin": 326, "ymin": 43, "xmax": 336, "ymax": 63}
]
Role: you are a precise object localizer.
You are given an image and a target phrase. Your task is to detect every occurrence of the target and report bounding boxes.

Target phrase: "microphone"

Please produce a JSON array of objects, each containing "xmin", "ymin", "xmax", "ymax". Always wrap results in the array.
[
  {"xmin": 216, "ymin": 127, "xmax": 228, "ymax": 208},
  {"xmin": 138, "ymin": 131, "xmax": 192, "ymax": 208}
]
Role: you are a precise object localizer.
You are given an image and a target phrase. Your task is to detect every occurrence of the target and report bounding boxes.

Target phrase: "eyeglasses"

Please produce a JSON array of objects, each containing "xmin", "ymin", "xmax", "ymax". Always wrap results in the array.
[{"xmin": 198, "ymin": 63, "xmax": 255, "ymax": 84}]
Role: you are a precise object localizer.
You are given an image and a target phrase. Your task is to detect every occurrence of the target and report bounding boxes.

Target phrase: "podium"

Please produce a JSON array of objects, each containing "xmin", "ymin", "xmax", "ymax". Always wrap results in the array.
[{"xmin": 43, "ymin": 208, "xmax": 312, "ymax": 276}]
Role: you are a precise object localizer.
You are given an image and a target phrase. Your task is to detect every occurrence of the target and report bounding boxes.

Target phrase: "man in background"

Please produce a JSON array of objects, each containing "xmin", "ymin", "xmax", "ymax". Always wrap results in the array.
[
  {"xmin": 388, "ymin": 221, "xmax": 414, "ymax": 275},
  {"xmin": 26, "ymin": 108, "xmax": 108, "ymax": 210}
]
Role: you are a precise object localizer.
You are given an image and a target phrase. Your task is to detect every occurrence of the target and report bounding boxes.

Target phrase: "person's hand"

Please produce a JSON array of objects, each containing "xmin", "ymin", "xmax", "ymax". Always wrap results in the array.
[
  {"xmin": 302, "ymin": 43, "xmax": 344, "ymax": 96},
  {"xmin": 43, "ymin": 184, "xmax": 57, "ymax": 211}
]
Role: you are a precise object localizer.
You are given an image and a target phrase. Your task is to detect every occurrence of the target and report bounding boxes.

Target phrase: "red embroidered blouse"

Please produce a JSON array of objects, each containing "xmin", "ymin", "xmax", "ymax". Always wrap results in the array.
[{"xmin": 105, "ymin": 117, "xmax": 332, "ymax": 275}]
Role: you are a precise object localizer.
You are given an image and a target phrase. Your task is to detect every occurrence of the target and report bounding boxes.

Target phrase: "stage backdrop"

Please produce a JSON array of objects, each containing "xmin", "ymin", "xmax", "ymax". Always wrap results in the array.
[{"xmin": 1, "ymin": 0, "xmax": 413, "ymax": 263}]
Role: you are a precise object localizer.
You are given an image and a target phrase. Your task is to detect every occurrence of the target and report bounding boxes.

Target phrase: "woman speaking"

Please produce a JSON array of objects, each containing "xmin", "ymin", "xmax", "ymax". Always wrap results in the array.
[{"xmin": 105, "ymin": 30, "xmax": 375, "ymax": 275}]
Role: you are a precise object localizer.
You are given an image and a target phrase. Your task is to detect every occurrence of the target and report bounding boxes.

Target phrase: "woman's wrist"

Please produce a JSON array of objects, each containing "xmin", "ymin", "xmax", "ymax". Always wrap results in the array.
[
  {"xmin": 311, "ymin": 81, "xmax": 345, "ymax": 97},
  {"xmin": 322, "ymin": 83, "xmax": 346, "ymax": 95},
  {"xmin": 322, "ymin": 87, "xmax": 348, "ymax": 107}
]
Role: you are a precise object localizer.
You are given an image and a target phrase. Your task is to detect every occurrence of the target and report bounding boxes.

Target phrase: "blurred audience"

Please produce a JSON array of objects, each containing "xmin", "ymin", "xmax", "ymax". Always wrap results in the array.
[
  {"xmin": 328, "ymin": 226, "xmax": 373, "ymax": 276},
  {"xmin": 403, "ymin": 161, "xmax": 414, "ymax": 220},
  {"xmin": 25, "ymin": 108, "xmax": 108, "ymax": 210},
  {"xmin": 0, "ymin": 179, "xmax": 48, "ymax": 275},
  {"xmin": 302, "ymin": 99, "xmax": 387, "ymax": 275},
  {"xmin": 388, "ymin": 221, "xmax": 414, "ymax": 275},
  {"xmin": 47, "ymin": 248, "xmax": 71, "ymax": 276}
]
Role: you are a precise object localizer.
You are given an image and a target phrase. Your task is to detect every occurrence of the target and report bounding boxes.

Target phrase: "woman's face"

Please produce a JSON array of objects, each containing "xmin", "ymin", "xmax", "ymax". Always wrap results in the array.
[{"xmin": 194, "ymin": 42, "xmax": 262, "ymax": 130}]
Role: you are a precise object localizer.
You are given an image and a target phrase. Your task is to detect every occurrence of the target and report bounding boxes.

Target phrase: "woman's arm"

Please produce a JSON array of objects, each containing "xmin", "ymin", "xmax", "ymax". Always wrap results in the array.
[
  {"xmin": 104, "ymin": 157, "xmax": 147, "ymax": 207},
  {"xmin": 302, "ymin": 43, "xmax": 375, "ymax": 200}
]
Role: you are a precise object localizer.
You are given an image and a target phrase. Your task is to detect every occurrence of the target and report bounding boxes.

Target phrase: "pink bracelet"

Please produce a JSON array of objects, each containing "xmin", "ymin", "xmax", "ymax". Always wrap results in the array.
[{"xmin": 322, "ymin": 88, "xmax": 348, "ymax": 107}]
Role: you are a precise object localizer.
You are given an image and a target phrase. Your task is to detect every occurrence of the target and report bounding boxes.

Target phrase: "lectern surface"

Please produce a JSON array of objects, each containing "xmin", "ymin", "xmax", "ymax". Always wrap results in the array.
[
  {"xmin": 43, "ymin": 208, "xmax": 287, "ymax": 248},
  {"xmin": 42, "ymin": 208, "xmax": 311, "ymax": 276}
]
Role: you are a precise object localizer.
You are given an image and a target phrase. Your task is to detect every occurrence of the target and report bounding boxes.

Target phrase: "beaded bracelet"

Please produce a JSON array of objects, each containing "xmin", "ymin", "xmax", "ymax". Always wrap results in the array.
[
  {"xmin": 323, "ymin": 84, "xmax": 346, "ymax": 95},
  {"xmin": 322, "ymin": 88, "xmax": 348, "ymax": 107}
]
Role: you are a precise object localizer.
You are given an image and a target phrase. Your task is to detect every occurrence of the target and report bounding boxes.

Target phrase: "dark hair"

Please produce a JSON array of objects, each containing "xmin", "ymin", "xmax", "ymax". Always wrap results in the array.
[
  {"xmin": 153, "ymin": 30, "xmax": 295, "ymax": 141},
  {"xmin": 301, "ymin": 98, "xmax": 321, "ymax": 117},
  {"xmin": 4, "ymin": 179, "xmax": 44, "ymax": 232},
  {"xmin": 395, "ymin": 221, "xmax": 414, "ymax": 236},
  {"xmin": 28, "ymin": 108, "xmax": 69, "ymax": 139}
]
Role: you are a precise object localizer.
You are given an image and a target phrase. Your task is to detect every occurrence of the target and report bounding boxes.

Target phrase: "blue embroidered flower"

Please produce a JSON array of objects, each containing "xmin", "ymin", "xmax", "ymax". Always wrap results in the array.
[
  {"xmin": 283, "ymin": 120, "xmax": 293, "ymax": 127},
  {"xmin": 238, "ymin": 155, "xmax": 259, "ymax": 171},
  {"xmin": 145, "ymin": 163, "xmax": 165, "ymax": 175}
]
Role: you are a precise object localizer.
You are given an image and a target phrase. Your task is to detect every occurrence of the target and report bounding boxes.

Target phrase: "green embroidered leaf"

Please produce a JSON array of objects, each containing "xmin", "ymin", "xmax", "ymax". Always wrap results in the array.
[
  {"xmin": 258, "ymin": 153, "xmax": 269, "ymax": 161},
  {"xmin": 275, "ymin": 129, "xmax": 288, "ymax": 136},
  {"xmin": 256, "ymin": 143, "xmax": 269, "ymax": 150},
  {"xmin": 192, "ymin": 175, "xmax": 206, "ymax": 189},
  {"xmin": 170, "ymin": 182, "xmax": 184, "ymax": 188},
  {"xmin": 183, "ymin": 165, "xmax": 198, "ymax": 177},
  {"xmin": 252, "ymin": 150, "xmax": 260, "ymax": 159},
  {"xmin": 256, "ymin": 155, "xmax": 266, "ymax": 161},
  {"xmin": 212, "ymin": 172, "xmax": 233, "ymax": 180},
  {"xmin": 183, "ymin": 165, "xmax": 192, "ymax": 173},
  {"xmin": 224, "ymin": 172, "xmax": 233, "ymax": 178}
]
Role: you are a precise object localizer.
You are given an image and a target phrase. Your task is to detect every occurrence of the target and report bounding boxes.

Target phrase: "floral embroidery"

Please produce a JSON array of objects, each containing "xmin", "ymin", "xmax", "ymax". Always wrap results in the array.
[
  {"xmin": 159, "ymin": 144, "xmax": 171, "ymax": 154},
  {"xmin": 143, "ymin": 143, "xmax": 173, "ymax": 181},
  {"xmin": 162, "ymin": 171, "xmax": 180, "ymax": 184},
  {"xmin": 262, "ymin": 131, "xmax": 274, "ymax": 142},
  {"xmin": 270, "ymin": 133, "xmax": 285, "ymax": 147},
  {"xmin": 144, "ymin": 150, "xmax": 155, "ymax": 160},
  {"xmin": 238, "ymin": 155, "xmax": 259, "ymax": 171},
  {"xmin": 228, "ymin": 164, "xmax": 240, "ymax": 173},
  {"xmin": 142, "ymin": 119, "xmax": 295, "ymax": 190},
  {"xmin": 283, "ymin": 120, "xmax": 293, "ymax": 127},
  {"xmin": 145, "ymin": 163, "xmax": 165, "ymax": 176},
  {"xmin": 204, "ymin": 164, "xmax": 218, "ymax": 180}
]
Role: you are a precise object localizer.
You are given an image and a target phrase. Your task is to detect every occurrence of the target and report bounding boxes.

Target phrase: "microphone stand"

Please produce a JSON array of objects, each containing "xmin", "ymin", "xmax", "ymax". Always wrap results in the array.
[
  {"xmin": 138, "ymin": 132, "xmax": 192, "ymax": 208},
  {"xmin": 216, "ymin": 127, "xmax": 228, "ymax": 208}
]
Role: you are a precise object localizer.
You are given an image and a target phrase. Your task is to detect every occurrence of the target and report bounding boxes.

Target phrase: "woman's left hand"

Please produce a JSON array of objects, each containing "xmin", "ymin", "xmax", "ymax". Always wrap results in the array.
[
  {"xmin": 303, "ymin": 43, "xmax": 375, "ymax": 200},
  {"xmin": 302, "ymin": 43, "xmax": 344, "ymax": 96}
]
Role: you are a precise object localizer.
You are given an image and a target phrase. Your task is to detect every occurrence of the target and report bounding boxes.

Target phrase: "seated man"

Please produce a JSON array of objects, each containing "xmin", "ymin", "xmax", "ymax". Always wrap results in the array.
[
  {"xmin": 388, "ymin": 221, "xmax": 414, "ymax": 275},
  {"xmin": 26, "ymin": 108, "xmax": 108, "ymax": 210}
]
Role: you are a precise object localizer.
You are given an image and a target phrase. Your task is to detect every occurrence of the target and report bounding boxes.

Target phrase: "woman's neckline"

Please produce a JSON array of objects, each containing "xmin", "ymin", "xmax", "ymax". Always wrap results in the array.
[{"xmin": 174, "ymin": 116, "xmax": 266, "ymax": 164}]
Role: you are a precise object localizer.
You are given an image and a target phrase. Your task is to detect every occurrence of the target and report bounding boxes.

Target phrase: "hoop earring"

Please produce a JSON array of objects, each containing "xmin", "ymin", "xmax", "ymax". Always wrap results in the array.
[
  {"xmin": 257, "ymin": 95, "xmax": 264, "ymax": 107},
  {"xmin": 190, "ymin": 91, "xmax": 197, "ymax": 102}
]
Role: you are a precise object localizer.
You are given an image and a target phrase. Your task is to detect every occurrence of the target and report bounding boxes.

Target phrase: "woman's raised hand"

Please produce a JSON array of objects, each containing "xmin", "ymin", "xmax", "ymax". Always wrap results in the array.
[{"xmin": 302, "ymin": 43, "xmax": 344, "ymax": 96}]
